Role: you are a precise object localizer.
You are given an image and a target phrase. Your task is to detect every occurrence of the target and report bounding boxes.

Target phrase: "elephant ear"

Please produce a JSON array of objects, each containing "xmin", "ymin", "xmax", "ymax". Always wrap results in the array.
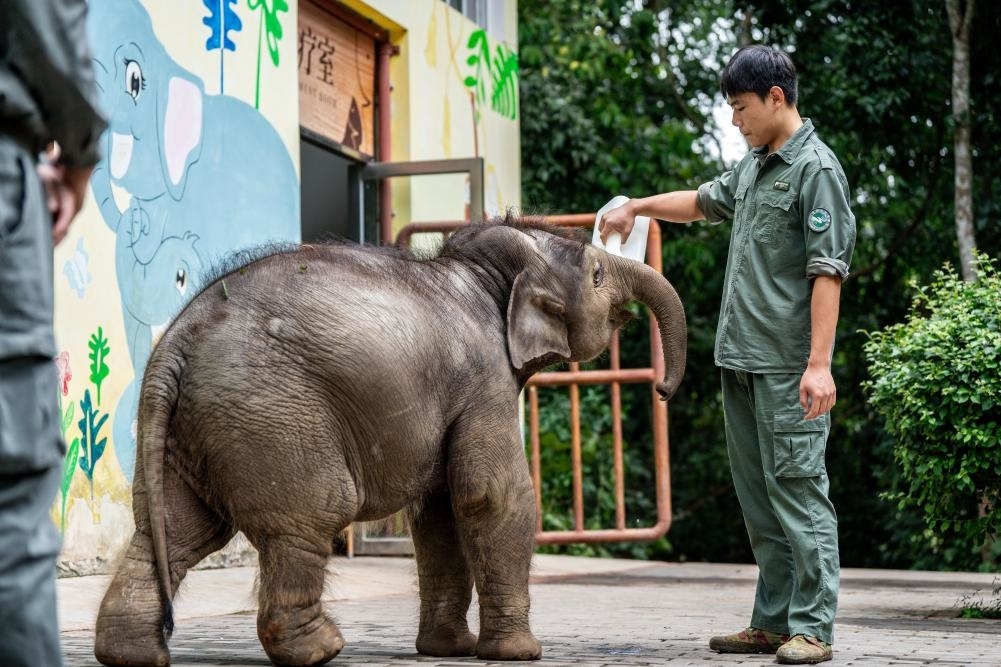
[
  {"xmin": 507, "ymin": 269, "xmax": 571, "ymax": 371},
  {"xmin": 159, "ymin": 73, "xmax": 203, "ymax": 200}
]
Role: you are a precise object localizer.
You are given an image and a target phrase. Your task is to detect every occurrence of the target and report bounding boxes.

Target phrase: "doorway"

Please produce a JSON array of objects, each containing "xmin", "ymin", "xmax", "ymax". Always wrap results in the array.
[{"xmin": 299, "ymin": 135, "xmax": 379, "ymax": 244}]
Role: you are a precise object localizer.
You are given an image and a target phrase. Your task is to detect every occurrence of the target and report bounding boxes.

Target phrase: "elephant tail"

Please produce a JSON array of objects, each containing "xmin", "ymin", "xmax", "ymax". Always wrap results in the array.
[{"xmin": 137, "ymin": 338, "xmax": 185, "ymax": 639}]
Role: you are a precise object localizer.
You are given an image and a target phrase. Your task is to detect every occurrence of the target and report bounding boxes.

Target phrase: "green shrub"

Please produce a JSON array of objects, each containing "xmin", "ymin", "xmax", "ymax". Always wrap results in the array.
[{"xmin": 863, "ymin": 255, "xmax": 1001, "ymax": 570}]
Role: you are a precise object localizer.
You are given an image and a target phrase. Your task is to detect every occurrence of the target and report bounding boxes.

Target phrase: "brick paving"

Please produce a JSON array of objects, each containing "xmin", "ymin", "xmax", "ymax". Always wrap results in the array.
[{"xmin": 60, "ymin": 556, "xmax": 1001, "ymax": 666}]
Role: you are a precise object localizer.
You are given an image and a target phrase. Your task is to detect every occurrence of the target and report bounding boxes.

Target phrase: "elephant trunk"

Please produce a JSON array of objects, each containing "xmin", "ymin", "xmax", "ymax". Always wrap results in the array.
[{"xmin": 611, "ymin": 255, "xmax": 687, "ymax": 401}]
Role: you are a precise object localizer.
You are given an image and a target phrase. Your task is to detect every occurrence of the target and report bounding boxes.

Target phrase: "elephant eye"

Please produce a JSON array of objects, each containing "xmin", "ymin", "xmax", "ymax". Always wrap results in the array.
[
  {"xmin": 123, "ymin": 59, "xmax": 146, "ymax": 101},
  {"xmin": 175, "ymin": 268, "xmax": 188, "ymax": 295},
  {"xmin": 592, "ymin": 260, "xmax": 605, "ymax": 288}
]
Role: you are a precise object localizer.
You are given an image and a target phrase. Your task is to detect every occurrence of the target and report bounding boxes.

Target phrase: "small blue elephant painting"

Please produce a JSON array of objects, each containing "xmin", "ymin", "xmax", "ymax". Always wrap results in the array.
[{"xmin": 86, "ymin": 0, "xmax": 300, "ymax": 480}]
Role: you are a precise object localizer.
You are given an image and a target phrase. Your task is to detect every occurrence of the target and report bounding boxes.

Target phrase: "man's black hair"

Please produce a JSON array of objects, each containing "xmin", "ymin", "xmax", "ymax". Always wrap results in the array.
[{"xmin": 720, "ymin": 44, "xmax": 798, "ymax": 105}]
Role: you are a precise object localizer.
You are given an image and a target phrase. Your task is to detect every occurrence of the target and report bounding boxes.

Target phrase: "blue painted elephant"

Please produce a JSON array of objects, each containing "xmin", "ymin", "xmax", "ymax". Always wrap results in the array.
[
  {"xmin": 85, "ymin": 0, "xmax": 300, "ymax": 479},
  {"xmin": 113, "ymin": 204, "xmax": 203, "ymax": 478}
]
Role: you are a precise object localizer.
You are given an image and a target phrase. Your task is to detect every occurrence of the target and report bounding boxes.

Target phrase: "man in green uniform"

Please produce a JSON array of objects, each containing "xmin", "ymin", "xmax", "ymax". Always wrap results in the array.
[
  {"xmin": 1, "ymin": 1, "xmax": 106, "ymax": 665},
  {"xmin": 600, "ymin": 44, "xmax": 855, "ymax": 665}
]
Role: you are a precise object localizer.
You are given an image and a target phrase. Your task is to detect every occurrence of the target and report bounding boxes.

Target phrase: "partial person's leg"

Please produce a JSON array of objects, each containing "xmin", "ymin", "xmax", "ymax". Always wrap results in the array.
[
  {"xmin": 0, "ymin": 465, "xmax": 65, "ymax": 667},
  {"xmin": 720, "ymin": 369, "xmax": 794, "ymax": 637},
  {"xmin": 756, "ymin": 373, "xmax": 839, "ymax": 645},
  {"xmin": 0, "ymin": 141, "xmax": 66, "ymax": 667}
]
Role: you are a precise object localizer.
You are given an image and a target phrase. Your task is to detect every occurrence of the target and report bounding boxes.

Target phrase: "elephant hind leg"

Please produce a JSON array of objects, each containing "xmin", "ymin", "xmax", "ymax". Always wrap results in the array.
[
  {"xmin": 255, "ymin": 537, "xmax": 344, "ymax": 667},
  {"xmin": 94, "ymin": 531, "xmax": 171, "ymax": 667},
  {"xmin": 94, "ymin": 458, "xmax": 234, "ymax": 667}
]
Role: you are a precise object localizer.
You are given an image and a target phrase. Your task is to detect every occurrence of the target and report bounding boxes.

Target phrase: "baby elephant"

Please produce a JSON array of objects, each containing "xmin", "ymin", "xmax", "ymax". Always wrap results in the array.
[{"xmin": 93, "ymin": 217, "xmax": 686, "ymax": 667}]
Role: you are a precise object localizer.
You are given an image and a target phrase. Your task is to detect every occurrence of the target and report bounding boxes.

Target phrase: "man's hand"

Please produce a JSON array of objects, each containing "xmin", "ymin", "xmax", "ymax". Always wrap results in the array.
[
  {"xmin": 598, "ymin": 201, "xmax": 635, "ymax": 245},
  {"xmin": 37, "ymin": 161, "xmax": 93, "ymax": 246},
  {"xmin": 800, "ymin": 362, "xmax": 836, "ymax": 420}
]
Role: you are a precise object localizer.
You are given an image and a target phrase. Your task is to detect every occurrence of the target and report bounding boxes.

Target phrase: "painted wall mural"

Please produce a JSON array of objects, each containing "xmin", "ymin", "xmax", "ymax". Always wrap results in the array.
[
  {"xmin": 464, "ymin": 28, "xmax": 519, "ymax": 122},
  {"xmin": 53, "ymin": 0, "xmax": 301, "ymax": 567},
  {"xmin": 415, "ymin": 0, "xmax": 521, "ymax": 221}
]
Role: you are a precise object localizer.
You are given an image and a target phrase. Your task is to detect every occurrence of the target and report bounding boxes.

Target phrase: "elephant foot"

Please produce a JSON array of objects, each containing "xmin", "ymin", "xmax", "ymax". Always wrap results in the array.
[
  {"xmin": 416, "ymin": 626, "xmax": 477, "ymax": 657},
  {"xmin": 94, "ymin": 617, "xmax": 169, "ymax": 667},
  {"xmin": 258, "ymin": 606, "xmax": 344, "ymax": 667},
  {"xmin": 94, "ymin": 553, "xmax": 171, "ymax": 667},
  {"xmin": 477, "ymin": 633, "xmax": 542, "ymax": 661}
]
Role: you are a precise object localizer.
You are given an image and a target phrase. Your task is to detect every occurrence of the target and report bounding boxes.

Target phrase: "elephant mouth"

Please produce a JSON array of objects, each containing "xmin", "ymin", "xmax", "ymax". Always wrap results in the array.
[
  {"xmin": 110, "ymin": 132, "xmax": 134, "ymax": 180},
  {"xmin": 609, "ymin": 308, "xmax": 633, "ymax": 329}
]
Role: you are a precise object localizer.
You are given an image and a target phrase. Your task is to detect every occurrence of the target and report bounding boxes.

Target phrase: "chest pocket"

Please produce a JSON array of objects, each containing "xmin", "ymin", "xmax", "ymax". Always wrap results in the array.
[
  {"xmin": 753, "ymin": 189, "xmax": 796, "ymax": 245},
  {"xmin": 732, "ymin": 182, "xmax": 750, "ymax": 235}
]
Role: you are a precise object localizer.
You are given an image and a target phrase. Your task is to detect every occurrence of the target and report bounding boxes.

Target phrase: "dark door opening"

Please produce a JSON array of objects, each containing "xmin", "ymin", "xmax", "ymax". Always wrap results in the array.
[{"xmin": 300, "ymin": 136, "xmax": 356, "ymax": 243}]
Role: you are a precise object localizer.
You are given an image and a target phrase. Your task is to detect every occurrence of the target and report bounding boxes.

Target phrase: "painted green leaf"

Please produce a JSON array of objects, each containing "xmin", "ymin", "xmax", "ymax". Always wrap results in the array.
[
  {"xmin": 88, "ymin": 327, "xmax": 111, "ymax": 406},
  {"xmin": 61, "ymin": 400, "xmax": 75, "ymax": 436},
  {"xmin": 77, "ymin": 389, "xmax": 109, "ymax": 500},
  {"xmin": 248, "ymin": 0, "xmax": 289, "ymax": 107},
  {"xmin": 60, "ymin": 436, "xmax": 80, "ymax": 532},
  {"xmin": 462, "ymin": 29, "xmax": 519, "ymax": 121}
]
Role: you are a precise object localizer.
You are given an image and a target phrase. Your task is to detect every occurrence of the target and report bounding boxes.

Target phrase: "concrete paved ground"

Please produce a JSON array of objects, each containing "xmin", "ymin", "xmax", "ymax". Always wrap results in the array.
[{"xmin": 59, "ymin": 555, "xmax": 1001, "ymax": 666}]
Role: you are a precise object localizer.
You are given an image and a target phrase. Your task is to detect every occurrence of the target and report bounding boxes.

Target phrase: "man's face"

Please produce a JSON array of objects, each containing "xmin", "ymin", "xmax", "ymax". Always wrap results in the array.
[{"xmin": 727, "ymin": 88, "xmax": 782, "ymax": 149}]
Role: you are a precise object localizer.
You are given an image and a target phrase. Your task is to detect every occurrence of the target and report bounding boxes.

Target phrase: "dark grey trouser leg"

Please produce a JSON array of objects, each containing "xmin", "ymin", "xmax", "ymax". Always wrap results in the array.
[{"xmin": 0, "ymin": 464, "xmax": 65, "ymax": 667}]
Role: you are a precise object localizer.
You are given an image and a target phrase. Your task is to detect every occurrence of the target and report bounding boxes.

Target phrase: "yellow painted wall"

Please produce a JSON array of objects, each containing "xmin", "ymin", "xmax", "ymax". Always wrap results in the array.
[{"xmin": 346, "ymin": 0, "xmax": 522, "ymax": 228}]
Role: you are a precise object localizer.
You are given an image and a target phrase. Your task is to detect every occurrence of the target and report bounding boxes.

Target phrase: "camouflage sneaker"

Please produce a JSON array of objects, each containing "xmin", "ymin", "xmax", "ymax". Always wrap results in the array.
[
  {"xmin": 776, "ymin": 635, "xmax": 833, "ymax": 664},
  {"xmin": 708, "ymin": 627, "xmax": 790, "ymax": 654}
]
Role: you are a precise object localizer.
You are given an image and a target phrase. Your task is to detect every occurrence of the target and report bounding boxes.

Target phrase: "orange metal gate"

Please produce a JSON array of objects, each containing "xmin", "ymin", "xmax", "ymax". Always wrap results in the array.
[{"xmin": 395, "ymin": 214, "xmax": 673, "ymax": 547}]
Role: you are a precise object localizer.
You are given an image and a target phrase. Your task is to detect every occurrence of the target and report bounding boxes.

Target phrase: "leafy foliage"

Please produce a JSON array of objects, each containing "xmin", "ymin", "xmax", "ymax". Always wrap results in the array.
[
  {"xmin": 863, "ymin": 256, "xmax": 1001, "ymax": 570},
  {"xmin": 956, "ymin": 577, "xmax": 1001, "ymax": 619}
]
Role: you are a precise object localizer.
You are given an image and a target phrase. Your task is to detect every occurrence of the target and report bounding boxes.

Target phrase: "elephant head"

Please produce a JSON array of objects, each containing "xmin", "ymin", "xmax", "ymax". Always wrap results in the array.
[
  {"xmin": 450, "ymin": 221, "xmax": 687, "ymax": 400},
  {"xmin": 87, "ymin": 0, "xmax": 204, "ymax": 208}
]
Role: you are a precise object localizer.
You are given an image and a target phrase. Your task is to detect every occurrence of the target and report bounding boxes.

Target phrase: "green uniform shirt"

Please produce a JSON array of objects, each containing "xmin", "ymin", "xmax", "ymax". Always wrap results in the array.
[{"xmin": 696, "ymin": 119, "xmax": 856, "ymax": 373}]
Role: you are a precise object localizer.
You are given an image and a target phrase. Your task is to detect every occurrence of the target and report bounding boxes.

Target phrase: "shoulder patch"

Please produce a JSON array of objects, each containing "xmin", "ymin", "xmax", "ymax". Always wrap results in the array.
[{"xmin": 808, "ymin": 208, "xmax": 832, "ymax": 233}]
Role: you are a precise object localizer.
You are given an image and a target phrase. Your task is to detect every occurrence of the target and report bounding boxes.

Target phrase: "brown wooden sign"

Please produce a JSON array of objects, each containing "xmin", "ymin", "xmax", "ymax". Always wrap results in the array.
[{"xmin": 298, "ymin": 0, "xmax": 376, "ymax": 159}]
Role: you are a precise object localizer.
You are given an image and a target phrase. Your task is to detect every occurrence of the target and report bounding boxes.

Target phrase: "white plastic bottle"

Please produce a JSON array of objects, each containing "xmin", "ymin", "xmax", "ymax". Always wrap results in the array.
[{"xmin": 591, "ymin": 195, "xmax": 650, "ymax": 263}]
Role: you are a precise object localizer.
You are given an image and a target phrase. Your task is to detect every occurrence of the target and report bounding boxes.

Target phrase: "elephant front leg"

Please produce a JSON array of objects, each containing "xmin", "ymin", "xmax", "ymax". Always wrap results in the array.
[
  {"xmin": 410, "ymin": 490, "xmax": 477, "ymax": 657},
  {"xmin": 451, "ymin": 454, "xmax": 541, "ymax": 661}
]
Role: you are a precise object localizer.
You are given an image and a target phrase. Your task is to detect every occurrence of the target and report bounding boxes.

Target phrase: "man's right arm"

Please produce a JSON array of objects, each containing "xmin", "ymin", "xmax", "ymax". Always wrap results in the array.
[{"xmin": 598, "ymin": 190, "xmax": 703, "ymax": 244}]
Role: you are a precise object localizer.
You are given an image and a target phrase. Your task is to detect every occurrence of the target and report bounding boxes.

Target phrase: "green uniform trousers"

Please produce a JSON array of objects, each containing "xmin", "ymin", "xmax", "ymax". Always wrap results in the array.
[
  {"xmin": 1, "ymin": 137, "xmax": 66, "ymax": 667},
  {"xmin": 721, "ymin": 368, "xmax": 840, "ymax": 644}
]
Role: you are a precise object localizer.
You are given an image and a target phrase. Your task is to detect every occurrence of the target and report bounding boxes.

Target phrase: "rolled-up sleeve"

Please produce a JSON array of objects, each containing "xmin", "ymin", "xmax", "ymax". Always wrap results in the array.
[
  {"xmin": 696, "ymin": 168, "xmax": 739, "ymax": 225},
  {"xmin": 800, "ymin": 164, "xmax": 856, "ymax": 280}
]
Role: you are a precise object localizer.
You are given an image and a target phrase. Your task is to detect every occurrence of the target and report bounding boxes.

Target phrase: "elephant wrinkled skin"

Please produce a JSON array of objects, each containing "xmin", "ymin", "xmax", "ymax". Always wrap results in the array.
[{"xmin": 92, "ymin": 218, "xmax": 687, "ymax": 667}]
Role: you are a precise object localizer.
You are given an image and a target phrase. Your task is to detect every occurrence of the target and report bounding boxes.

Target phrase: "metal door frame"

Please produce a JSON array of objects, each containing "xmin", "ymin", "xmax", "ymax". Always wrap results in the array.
[{"xmin": 349, "ymin": 157, "xmax": 485, "ymax": 244}]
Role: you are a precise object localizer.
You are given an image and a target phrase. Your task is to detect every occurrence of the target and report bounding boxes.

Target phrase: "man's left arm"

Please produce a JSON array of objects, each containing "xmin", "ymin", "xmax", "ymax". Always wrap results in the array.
[
  {"xmin": 800, "ymin": 275, "xmax": 842, "ymax": 420},
  {"xmin": 798, "ymin": 155, "xmax": 856, "ymax": 420}
]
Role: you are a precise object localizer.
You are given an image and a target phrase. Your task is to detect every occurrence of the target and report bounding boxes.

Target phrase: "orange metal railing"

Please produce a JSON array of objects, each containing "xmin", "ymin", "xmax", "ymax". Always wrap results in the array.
[{"xmin": 395, "ymin": 214, "xmax": 672, "ymax": 546}]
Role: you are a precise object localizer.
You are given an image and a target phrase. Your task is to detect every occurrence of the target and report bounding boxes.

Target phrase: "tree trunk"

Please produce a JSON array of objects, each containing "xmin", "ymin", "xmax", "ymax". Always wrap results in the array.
[{"xmin": 947, "ymin": 0, "xmax": 977, "ymax": 282}]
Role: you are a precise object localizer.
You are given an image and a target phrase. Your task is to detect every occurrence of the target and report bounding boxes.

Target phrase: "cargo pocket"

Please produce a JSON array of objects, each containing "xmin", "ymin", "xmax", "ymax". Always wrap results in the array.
[
  {"xmin": 0, "ymin": 358, "xmax": 64, "ymax": 474},
  {"xmin": 773, "ymin": 410, "xmax": 827, "ymax": 478}
]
